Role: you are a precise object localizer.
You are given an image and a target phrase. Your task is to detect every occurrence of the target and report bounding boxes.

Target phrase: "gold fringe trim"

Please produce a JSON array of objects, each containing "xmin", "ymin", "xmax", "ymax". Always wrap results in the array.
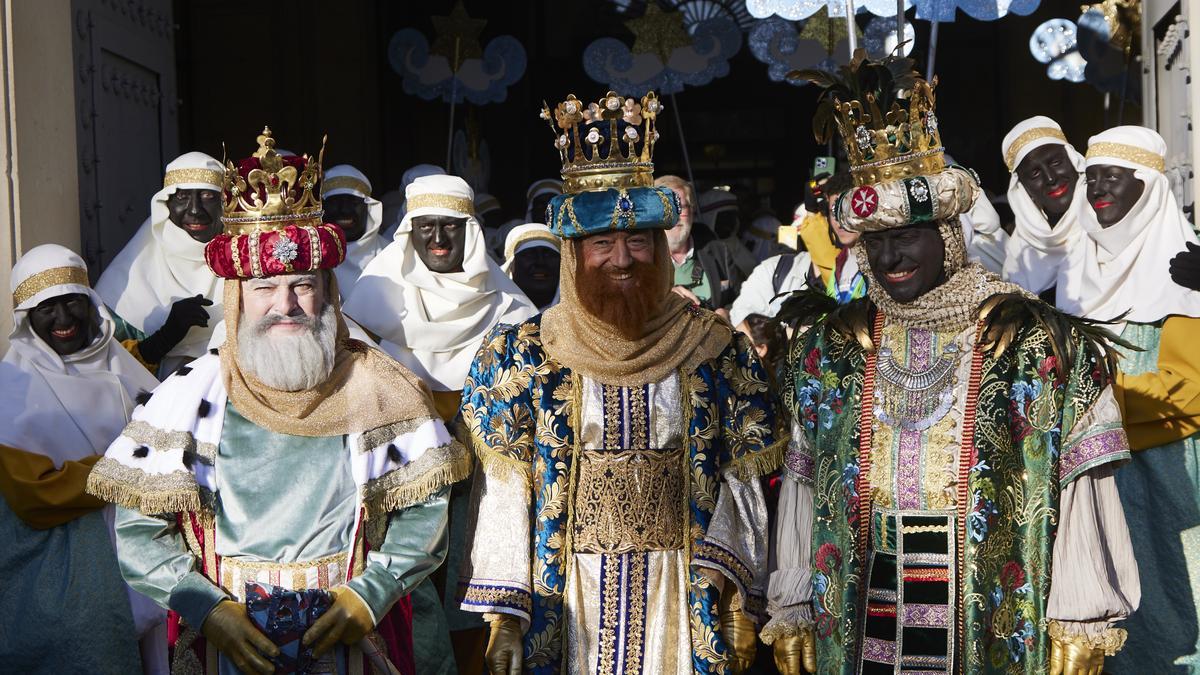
[
  {"xmin": 462, "ymin": 424, "xmax": 533, "ymax": 488},
  {"xmin": 721, "ymin": 437, "xmax": 787, "ymax": 481},
  {"xmin": 357, "ymin": 417, "xmax": 436, "ymax": 454},
  {"xmin": 86, "ymin": 457, "xmax": 204, "ymax": 515},
  {"xmin": 362, "ymin": 440, "xmax": 474, "ymax": 517},
  {"xmin": 1048, "ymin": 619, "xmax": 1128, "ymax": 657}
]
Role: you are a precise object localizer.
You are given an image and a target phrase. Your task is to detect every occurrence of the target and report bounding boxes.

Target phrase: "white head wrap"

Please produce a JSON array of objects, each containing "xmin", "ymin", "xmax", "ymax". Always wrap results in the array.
[
  {"xmin": 501, "ymin": 223, "xmax": 561, "ymax": 311},
  {"xmin": 94, "ymin": 152, "xmax": 225, "ymax": 372},
  {"xmin": 525, "ymin": 179, "xmax": 563, "ymax": 223},
  {"xmin": 1058, "ymin": 126, "xmax": 1200, "ymax": 324},
  {"xmin": 1000, "ymin": 116, "xmax": 1086, "ymax": 294},
  {"xmin": 382, "ymin": 164, "xmax": 447, "ymax": 240},
  {"xmin": 963, "ymin": 194, "xmax": 1009, "ymax": 275},
  {"xmin": 344, "ymin": 175, "xmax": 536, "ymax": 391},
  {"xmin": 2, "ymin": 244, "xmax": 159, "ymax": 465},
  {"xmin": 322, "ymin": 163, "xmax": 383, "ymax": 294}
]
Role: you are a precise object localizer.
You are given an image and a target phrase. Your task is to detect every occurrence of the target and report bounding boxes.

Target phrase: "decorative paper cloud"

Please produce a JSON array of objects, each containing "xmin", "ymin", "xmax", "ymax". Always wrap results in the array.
[
  {"xmin": 863, "ymin": 15, "xmax": 915, "ymax": 58},
  {"xmin": 1029, "ymin": 18, "xmax": 1086, "ymax": 83},
  {"xmin": 746, "ymin": 0, "xmax": 912, "ymax": 20},
  {"xmin": 911, "ymin": 0, "xmax": 1041, "ymax": 22},
  {"xmin": 749, "ymin": 13, "xmax": 856, "ymax": 86},
  {"xmin": 386, "ymin": 3, "xmax": 526, "ymax": 105},
  {"xmin": 583, "ymin": 5, "xmax": 743, "ymax": 96}
]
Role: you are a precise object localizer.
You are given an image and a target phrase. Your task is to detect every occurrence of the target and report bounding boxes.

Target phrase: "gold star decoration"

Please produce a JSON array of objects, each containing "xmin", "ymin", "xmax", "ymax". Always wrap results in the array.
[
  {"xmin": 798, "ymin": 7, "xmax": 862, "ymax": 55},
  {"xmin": 625, "ymin": 3, "xmax": 691, "ymax": 65},
  {"xmin": 430, "ymin": 1, "xmax": 486, "ymax": 70}
]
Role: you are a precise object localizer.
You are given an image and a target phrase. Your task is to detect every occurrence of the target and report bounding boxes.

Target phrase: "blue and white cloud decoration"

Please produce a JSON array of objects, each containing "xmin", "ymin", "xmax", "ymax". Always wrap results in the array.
[
  {"xmin": 387, "ymin": 28, "xmax": 527, "ymax": 105},
  {"xmin": 749, "ymin": 17, "xmax": 845, "ymax": 86},
  {"xmin": 583, "ymin": 15, "xmax": 743, "ymax": 96},
  {"xmin": 747, "ymin": 0, "xmax": 912, "ymax": 20},
  {"xmin": 910, "ymin": 0, "xmax": 1040, "ymax": 22}
]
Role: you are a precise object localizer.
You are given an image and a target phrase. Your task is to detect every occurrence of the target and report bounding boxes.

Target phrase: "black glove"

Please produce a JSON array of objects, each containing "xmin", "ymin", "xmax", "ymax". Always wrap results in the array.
[
  {"xmin": 137, "ymin": 294, "xmax": 213, "ymax": 365},
  {"xmin": 1170, "ymin": 242, "xmax": 1200, "ymax": 291}
]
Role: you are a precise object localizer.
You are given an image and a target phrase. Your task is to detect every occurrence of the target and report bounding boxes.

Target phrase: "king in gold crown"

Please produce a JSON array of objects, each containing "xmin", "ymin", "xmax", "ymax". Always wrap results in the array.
[
  {"xmin": 833, "ymin": 77, "xmax": 943, "ymax": 187},
  {"xmin": 204, "ymin": 127, "xmax": 346, "ymax": 280},
  {"xmin": 541, "ymin": 91, "xmax": 663, "ymax": 193}
]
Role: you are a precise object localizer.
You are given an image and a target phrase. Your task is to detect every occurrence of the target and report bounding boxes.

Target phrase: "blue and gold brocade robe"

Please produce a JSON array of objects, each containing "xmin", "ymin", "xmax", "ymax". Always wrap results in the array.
[{"xmin": 457, "ymin": 316, "xmax": 785, "ymax": 674}]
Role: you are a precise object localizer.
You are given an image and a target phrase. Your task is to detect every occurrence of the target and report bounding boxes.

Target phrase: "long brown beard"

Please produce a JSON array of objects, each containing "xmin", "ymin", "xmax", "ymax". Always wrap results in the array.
[{"xmin": 574, "ymin": 251, "xmax": 662, "ymax": 340}]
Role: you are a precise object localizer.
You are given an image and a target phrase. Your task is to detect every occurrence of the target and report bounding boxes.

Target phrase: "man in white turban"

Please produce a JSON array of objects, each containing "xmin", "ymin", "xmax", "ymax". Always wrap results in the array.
[
  {"xmin": 501, "ymin": 223, "xmax": 561, "ymax": 312},
  {"xmin": 344, "ymin": 173, "xmax": 535, "ymax": 674},
  {"xmin": 1000, "ymin": 116, "xmax": 1087, "ymax": 300},
  {"xmin": 321, "ymin": 164, "xmax": 384, "ymax": 295},
  {"xmin": 381, "ymin": 163, "xmax": 446, "ymax": 240},
  {"xmin": 0, "ymin": 244, "xmax": 165, "ymax": 673},
  {"xmin": 96, "ymin": 151, "xmax": 226, "ymax": 377}
]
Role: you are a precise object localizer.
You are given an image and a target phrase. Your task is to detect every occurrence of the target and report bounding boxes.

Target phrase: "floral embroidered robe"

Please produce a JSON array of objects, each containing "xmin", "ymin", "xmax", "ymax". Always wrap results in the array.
[
  {"xmin": 458, "ymin": 317, "xmax": 784, "ymax": 674},
  {"xmin": 768, "ymin": 306, "xmax": 1139, "ymax": 674}
]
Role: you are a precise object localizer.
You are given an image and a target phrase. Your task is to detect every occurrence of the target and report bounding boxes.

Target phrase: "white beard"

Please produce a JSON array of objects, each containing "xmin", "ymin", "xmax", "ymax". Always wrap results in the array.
[{"xmin": 236, "ymin": 303, "xmax": 337, "ymax": 392}]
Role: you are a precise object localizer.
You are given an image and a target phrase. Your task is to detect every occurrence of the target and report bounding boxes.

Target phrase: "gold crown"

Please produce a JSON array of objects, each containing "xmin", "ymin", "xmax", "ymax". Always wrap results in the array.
[
  {"xmin": 833, "ymin": 77, "xmax": 944, "ymax": 187},
  {"xmin": 221, "ymin": 127, "xmax": 326, "ymax": 235},
  {"xmin": 540, "ymin": 91, "xmax": 662, "ymax": 192}
]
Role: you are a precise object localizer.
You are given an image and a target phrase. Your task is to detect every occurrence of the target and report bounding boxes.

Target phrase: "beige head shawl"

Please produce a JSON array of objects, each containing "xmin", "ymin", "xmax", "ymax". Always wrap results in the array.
[{"xmin": 541, "ymin": 230, "xmax": 732, "ymax": 386}]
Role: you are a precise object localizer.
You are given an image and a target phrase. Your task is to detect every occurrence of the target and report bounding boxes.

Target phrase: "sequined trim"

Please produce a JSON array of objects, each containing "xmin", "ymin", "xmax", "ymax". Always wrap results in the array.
[
  {"xmin": 1087, "ymin": 141, "xmax": 1165, "ymax": 172},
  {"xmin": 219, "ymin": 552, "xmax": 348, "ymax": 602},
  {"xmin": 459, "ymin": 581, "xmax": 533, "ymax": 616},
  {"xmin": 302, "ymin": 224, "xmax": 321, "ymax": 271},
  {"xmin": 322, "ymin": 175, "xmax": 371, "ymax": 197},
  {"xmin": 863, "ymin": 637, "xmax": 897, "ymax": 664},
  {"xmin": 902, "ymin": 603, "xmax": 950, "ymax": 628},
  {"xmin": 694, "ymin": 539, "xmax": 755, "ymax": 604},
  {"xmin": 12, "ymin": 266, "xmax": 90, "ymax": 306},
  {"xmin": 783, "ymin": 446, "xmax": 814, "ymax": 482},
  {"xmin": 406, "ymin": 192, "xmax": 474, "ymax": 215},
  {"xmin": 1059, "ymin": 426, "xmax": 1130, "ymax": 484},
  {"xmin": 361, "ymin": 440, "xmax": 472, "ymax": 516},
  {"xmin": 123, "ymin": 419, "xmax": 218, "ymax": 461},
  {"xmin": 597, "ymin": 552, "xmax": 649, "ymax": 675},
  {"xmin": 163, "ymin": 168, "xmax": 223, "ymax": 189},
  {"xmin": 1004, "ymin": 127, "xmax": 1067, "ymax": 170},
  {"xmin": 86, "ymin": 457, "xmax": 203, "ymax": 515},
  {"xmin": 572, "ymin": 447, "xmax": 686, "ymax": 554},
  {"xmin": 248, "ymin": 232, "xmax": 263, "ymax": 278}
]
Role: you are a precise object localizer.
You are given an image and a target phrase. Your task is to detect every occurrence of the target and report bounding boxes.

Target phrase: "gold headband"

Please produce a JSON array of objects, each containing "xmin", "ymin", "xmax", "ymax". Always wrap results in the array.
[
  {"xmin": 1004, "ymin": 127, "xmax": 1067, "ymax": 171},
  {"xmin": 1086, "ymin": 142, "xmax": 1166, "ymax": 172},
  {"xmin": 163, "ymin": 168, "xmax": 223, "ymax": 189},
  {"xmin": 505, "ymin": 230, "xmax": 560, "ymax": 261},
  {"xmin": 406, "ymin": 193, "xmax": 475, "ymax": 216},
  {"xmin": 322, "ymin": 176, "xmax": 371, "ymax": 197},
  {"xmin": 12, "ymin": 265, "xmax": 90, "ymax": 307}
]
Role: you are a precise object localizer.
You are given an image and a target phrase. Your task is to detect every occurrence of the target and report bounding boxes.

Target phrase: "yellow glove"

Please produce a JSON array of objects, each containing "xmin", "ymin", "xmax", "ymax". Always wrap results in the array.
[
  {"xmin": 719, "ymin": 590, "xmax": 757, "ymax": 674},
  {"xmin": 485, "ymin": 614, "xmax": 524, "ymax": 675},
  {"xmin": 201, "ymin": 599, "xmax": 279, "ymax": 675},
  {"xmin": 771, "ymin": 627, "xmax": 817, "ymax": 675},
  {"xmin": 302, "ymin": 586, "xmax": 376, "ymax": 658},
  {"xmin": 1049, "ymin": 636, "xmax": 1105, "ymax": 675}
]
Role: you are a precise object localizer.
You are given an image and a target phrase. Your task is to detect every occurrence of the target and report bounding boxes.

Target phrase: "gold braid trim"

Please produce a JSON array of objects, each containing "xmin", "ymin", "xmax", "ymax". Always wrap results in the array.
[
  {"xmin": 461, "ymin": 421, "xmax": 534, "ymax": 488},
  {"xmin": 1086, "ymin": 142, "xmax": 1165, "ymax": 172},
  {"xmin": 720, "ymin": 437, "xmax": 787, "ymax": 481},
  {"xmin": 1004, "ymin": 127, "xmax": 1067, "ymax": 171},
  {"xmin": 12, "ymin": 266, "xmax": 90, "ymax": 306},
  {"xmin": 86, "ymin": 457, "xmax": 204, "ymax": 515},
  {"xmin": 322, "ymin": 176, "xmax": 371, "ymax": 197},
  {"xmin": 361, "ymin": 440, "xmax": 473, "ymax": 517},
  {"xmin": 1047, "ymin": 619, "xmax": 1128, "ymax": 657},
  {"xmin": 357, "ymin": 417, "xmax": 437, "ymax": 454},
  {"xmin": 406, "ymin": 193, "xmax": 474, "ymax": 215}
]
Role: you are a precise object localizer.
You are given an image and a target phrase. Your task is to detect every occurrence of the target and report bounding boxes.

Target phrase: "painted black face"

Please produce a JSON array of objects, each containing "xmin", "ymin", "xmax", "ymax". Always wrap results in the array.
[
  {"xmin": 29, "ymin": 292, "xmax": 96, "ymax": 355},
  {"xmin": 513, "ymin": 246, "xmax": 561, "ymax": 308},
  {"xmin": 324, "ymin": 194, "xmax": 369, "ymax": 242},
  {"xmin": 166, "ymin": 188, "xmax": 223, "ymax": 243},
  {"xmin": 530, "ymin": 193, "xmax": 556, "ymax": 225},
  {"xmin": 713, "ymin": 210, "xmax": 740, "ymax": 239},
  {"xmin": 861, "ymin": 222, "xmax": 947, "ymax": 303},
  {"xmin": 1015, "ymin": 144, "xmax": 1079, "ymax": 225},
  {"xmin": 1086, "ymin": 164, "xmax": 1145, "ymax": 228},
  {"xmin": 411, "ymin": 215, "xmax": 468, "ymax": 273}
]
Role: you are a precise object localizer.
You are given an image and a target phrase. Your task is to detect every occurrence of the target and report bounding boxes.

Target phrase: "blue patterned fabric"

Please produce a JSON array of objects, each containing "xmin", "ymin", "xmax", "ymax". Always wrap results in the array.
[
  {"xmin": 459, "ymin": 316, "xmax": 784, "ymax": 673},
  {"xmin": 547, "ymin": 186, "xmax": 679, "ymax": 239}
]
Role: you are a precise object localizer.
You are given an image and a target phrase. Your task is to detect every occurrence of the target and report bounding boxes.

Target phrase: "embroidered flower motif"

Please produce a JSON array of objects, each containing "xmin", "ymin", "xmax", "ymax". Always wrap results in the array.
[
  {"xmin": 271, "ymin": 234, "xmax": 299, "ymax": 265},
  {"xmin": 804, "ymin": 347, "xmax": 823, "ymax": 376},
  {"xmin": 815, "ymin": 543, "xmax": 843, "ymax": 575},
  {"xmin": 1000, "ymin": 561, "xmax": 1026, "ymax": 590}
]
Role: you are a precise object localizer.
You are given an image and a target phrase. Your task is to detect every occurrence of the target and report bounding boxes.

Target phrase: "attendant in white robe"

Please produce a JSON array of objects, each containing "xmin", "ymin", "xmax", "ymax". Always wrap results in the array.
[{"xmin": 322, "ymin": 164, "xmax": 384, "ymax": 296}]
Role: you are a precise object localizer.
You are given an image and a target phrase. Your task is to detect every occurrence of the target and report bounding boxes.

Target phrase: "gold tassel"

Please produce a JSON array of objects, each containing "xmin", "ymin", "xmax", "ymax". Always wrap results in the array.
[
  {"xmin": 465, "ymin": 432, "xmax": 533, "ymax": 488},
  {"xmin": 721, "ymin": 438, "xmax": 787, "ymax": 481}
]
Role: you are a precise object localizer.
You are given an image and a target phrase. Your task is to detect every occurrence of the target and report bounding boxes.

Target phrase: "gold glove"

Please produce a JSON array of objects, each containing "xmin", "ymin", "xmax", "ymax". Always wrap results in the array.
[
  {"xmin": 485, "ymin": 614, "xmax": 524, "ymax": 675},
  {"xmin": 303, "ymin": 586, "xmax": 376, "ymax": 657},
  {"xmin": 1049, "ymin": 635, "xmax": 1105, "ymax": 675},
  {"xmin": 201, "ymin": 599, "xmax": 279, "ymax": 675},
  {"xmin": 771, "ymin": 627, "xmax": 817, "ymax": 675},
  {"xmin": 719, "ymin": 590, "xmax": 757, "ymax": 674}
]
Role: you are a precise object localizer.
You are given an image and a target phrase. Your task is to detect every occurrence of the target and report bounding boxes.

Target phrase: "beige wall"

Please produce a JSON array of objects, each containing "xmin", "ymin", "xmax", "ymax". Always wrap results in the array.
[{"xmin": 0, "ymin": 0, "xmax": 81, "ymax": 350}]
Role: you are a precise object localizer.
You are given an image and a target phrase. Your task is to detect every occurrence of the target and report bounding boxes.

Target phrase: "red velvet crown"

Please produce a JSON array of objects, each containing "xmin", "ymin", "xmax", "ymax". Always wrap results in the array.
[{"xmin": 203, "ymin": 127, "xmax": 347, "ymax": 279}]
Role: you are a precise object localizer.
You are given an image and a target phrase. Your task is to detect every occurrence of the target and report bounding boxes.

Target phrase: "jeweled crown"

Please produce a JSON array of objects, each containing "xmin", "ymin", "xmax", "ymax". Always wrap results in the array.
[
  {"xmin": 833, "ymin": 77, "xmax": 944, "ymax": 187},
  {"xmin": 221, "ymin": 126, "xmax": 325, "ymax": 235},
  {"xmin": 540, "ymin": 91, "xmax": 662, "ymax": 193}
]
